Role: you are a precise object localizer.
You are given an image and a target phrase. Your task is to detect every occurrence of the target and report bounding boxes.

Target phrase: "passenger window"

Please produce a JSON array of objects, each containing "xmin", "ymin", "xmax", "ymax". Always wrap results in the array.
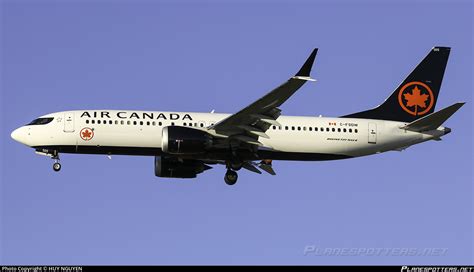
[
  {"xmin": 303, "ymin": 127, "xmax": 306, "ymax": 131},
  {"xmin": 309, "ymin": 127, "xmax": 312, "ymax": 131},
  {"xmin": 159, "ymin": 122, "xmax": 162, "ymax": 126},
  {"xmin": 171, "ymin": 122, "xmax": 175, "ymax": 126},
  {"xmin": 86, "ymin": 120, "xmax": 89, "ymax": 124},
  {"xmin": 109, "ymin": 120, "xmax": 113, "ymax": 125},
  {"xmin": 98, "ymin": 120, "xmax": 101, "ymax": 124},
  {"xmin": 147, "ymin": 121, "xmax": 150, "ymax": 126},
  {"xmin": 355, "ymin": 129, "xmax": 358, "ymax": 133},
  {"xmin": 285, "ymin": 126, "xmax": 288, "ymax": 130},
  {"xmin": 127, "ymin": 121, "xmax": 131, "ymax": 125},
  {"xmin": 272, "ymin": 126, "xmax": 276, "ymax": 130},
  {"xmin": 115, "ymin": 120, "xmax": 118, "ymax": 125},
  {"xmin": 140, "ymin": 121, "xmax": 143, "ymax": 125},
  {"xmin": 343, "ymin": 128, "xmax": 347, "ymax": 133},
  {"xmin": 338, "ymin": 128, "xmax": 341, "ymax": 132},
  {"xmin": 200, "ymin": 123, "xmax": 204, "ymax": 127},
  {"xmin": 183, "ymin": 122, "xmax": 187, "ymax": 126},
  {"xmin": 152, "ymin": 121, "xmax": 156, "ymax": 126},
  {"xmin": 349, "ymin": 129, "xmax": 352, "ymax": 133},
  {"xmin": 326, "ymin": 128, "xmax": 329, "ymax": 132},
  {"xmin": 91, "ymin": 120, "xmax": 95, "ymax": 124},
  {"xmin": 315, "ymin": 127, "xmax": 318, "ymax": 131},
  {"xmin": 332, "ymin": 128, "xmax": 335, "ymax": 132},
  {"xmin": 291, "ymin": 126, "xmax": 295, "ymax": 131},
  {"xmin": 121, "ymin": 120, "xmax": 124, "ymax": 125},
  {"xmin": 133, "ymin": 121, "xmax": 137, "ymax": 125}
]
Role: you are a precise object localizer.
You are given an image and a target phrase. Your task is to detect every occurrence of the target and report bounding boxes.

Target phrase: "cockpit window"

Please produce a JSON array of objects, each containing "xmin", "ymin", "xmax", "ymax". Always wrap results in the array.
[{"xmin": 26, "ymin": 117, "xmax": 54, "ymax": 126}]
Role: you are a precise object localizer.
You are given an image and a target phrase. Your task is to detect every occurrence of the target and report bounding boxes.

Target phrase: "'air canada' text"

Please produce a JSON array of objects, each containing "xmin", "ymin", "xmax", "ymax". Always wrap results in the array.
[{"xmin": 80, "ymin": 111, "xmax": 193, "ymax": 121}]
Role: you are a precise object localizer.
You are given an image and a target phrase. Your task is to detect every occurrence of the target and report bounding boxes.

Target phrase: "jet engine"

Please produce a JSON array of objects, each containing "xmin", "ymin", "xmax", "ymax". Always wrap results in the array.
[
  {"xmin": 162, "ymin": 126, "xmax": 212, "ymax": 154},
  {"xmin": 154, "ymin": 156, "xmax": 211, "ymax": 178}
]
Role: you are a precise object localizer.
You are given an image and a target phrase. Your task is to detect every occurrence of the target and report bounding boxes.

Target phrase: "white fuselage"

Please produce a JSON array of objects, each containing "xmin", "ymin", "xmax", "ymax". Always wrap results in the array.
[{"xmin": 11, "ymin": 110, "xmax": 448, "ymax": 161}]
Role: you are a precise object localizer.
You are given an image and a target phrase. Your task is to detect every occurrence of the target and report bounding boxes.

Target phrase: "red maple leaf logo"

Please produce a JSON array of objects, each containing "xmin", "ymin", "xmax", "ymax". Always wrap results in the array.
[
  {"xmin": 403, "ymin": 86, "xmax": 429, "ymax": 115},
  {"xmin": 81, "ymin": 128, "xmax": 93, "ymax": 140},
  {"xmin": 82, "ymin": 130, "xmax": 91, "ymax": 138}
]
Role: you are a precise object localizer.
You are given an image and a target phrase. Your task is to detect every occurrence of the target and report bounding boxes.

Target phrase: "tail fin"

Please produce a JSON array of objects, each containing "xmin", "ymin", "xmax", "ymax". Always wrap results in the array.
[{"xmin": 343, "ymin": 47, "xmax": 451, "ymax": 123}]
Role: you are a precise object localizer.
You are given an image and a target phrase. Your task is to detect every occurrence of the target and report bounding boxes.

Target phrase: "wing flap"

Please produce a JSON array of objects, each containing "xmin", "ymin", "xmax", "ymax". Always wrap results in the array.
[{"xmin": 237, "ymin": 125, "xmax": 270, "ymax": 138}]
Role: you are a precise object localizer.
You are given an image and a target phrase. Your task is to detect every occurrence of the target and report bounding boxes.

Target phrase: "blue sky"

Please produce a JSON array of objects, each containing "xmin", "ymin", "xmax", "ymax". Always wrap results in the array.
[{"xmin": 1, "ymin": 0, "xmax": 472, "ymax": 265}]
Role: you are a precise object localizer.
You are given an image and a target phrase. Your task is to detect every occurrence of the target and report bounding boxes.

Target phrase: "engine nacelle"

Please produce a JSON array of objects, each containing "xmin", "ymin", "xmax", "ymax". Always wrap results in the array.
[
  {"xmin": 162, "ymin": 126, "xmax": 212, "ymax": 154},
  {"xmin": 154, "ymin": 156, "xmax": 210, "ymax": 178}
]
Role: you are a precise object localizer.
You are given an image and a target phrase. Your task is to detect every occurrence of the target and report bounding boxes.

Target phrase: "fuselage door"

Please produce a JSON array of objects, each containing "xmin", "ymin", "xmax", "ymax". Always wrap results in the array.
[
  {"xmin": 368, "ymin": 122, "xmax": 377, "ymax": 144},
  {"xmin": 64, "ymin": 112, "xmax": 75, "ymax": 132}
]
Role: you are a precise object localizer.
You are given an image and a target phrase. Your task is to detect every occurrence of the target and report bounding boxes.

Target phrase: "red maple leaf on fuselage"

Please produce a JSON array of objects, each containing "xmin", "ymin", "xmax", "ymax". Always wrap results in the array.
[{"xmin": 82, "ymin": 129, "xmax": 92, "ymax": 139}]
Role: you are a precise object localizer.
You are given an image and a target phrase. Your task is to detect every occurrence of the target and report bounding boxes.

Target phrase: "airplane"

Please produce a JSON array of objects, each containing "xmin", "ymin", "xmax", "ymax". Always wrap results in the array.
[{"xmin": 11, "ymin": 47, "xmax": 464, "ymax": 185}]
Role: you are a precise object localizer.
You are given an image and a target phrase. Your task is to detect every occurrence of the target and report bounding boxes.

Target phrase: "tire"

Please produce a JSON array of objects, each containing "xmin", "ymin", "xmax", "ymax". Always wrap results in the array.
[
  {"xmin": 224, "ymin": 170, "xmax": 238, "ymax": 185},
  {"xmin": 53, "ymin": 162, "xmax": 61, "ymax": 172}
]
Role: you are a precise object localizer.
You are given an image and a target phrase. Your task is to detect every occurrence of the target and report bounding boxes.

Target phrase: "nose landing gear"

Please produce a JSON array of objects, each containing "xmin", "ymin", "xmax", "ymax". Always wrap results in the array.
[
  {"xmin": 52, "ymin": 152, "xmax": 61, "ymax": 172},
  {"xmin": 53, "ymin": 161, "xmax": 61, "ymax": 172}
]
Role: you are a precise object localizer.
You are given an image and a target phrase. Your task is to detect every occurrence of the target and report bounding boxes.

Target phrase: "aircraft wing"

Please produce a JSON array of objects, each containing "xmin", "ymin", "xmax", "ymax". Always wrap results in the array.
[{"xmin": 209, "ymin": 49, "xmax": 318, "ymax": 146}]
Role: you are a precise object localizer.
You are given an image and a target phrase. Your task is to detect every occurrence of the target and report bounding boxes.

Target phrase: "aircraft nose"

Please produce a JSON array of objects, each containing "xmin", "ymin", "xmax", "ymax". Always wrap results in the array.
[
  {"xmin": 11, "ymin": 128, "xmax": 20, "ymax": 141},
  {"xmin": 11, "ymin": 127, "xmax": 28, "ymax": 145}
]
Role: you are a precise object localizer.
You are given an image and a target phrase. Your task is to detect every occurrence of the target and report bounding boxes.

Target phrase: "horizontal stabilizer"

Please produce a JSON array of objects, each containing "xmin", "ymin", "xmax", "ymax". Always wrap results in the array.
[{"xmin": 400, "ymin": 102, "xmax": 465, "ymax": 132}]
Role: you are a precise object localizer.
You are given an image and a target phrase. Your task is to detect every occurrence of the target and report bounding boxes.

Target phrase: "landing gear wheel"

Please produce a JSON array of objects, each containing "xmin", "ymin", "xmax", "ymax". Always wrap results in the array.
[
  {"xmin": 51, "ymin": 151, "xmax": 61, "ymax": 172},
  {"xmin": 53, "ymin": 162, "xmax": 61, "ymax": 172},
  {"xmin": 224, "ymin": 170, "xmax": 238, "ymax": 185}
]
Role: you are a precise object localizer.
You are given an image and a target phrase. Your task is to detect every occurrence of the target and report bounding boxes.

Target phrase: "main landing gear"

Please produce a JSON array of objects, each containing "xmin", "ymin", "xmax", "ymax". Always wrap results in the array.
[
  {"xmin": 224, "ymin": 169, "xmax": 238, "ymax": 186},
  {"xmin": 52, "ymin": 152, "xmax": 61, "ymax": 172},
  {"xmin": 223, "ymin": 159, "xmax": 242, "ymax": 185}
]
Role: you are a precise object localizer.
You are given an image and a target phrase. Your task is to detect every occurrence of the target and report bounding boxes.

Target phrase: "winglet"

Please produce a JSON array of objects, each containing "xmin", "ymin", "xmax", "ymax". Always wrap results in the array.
[{"xmin": 295, "ymin": 48, "xmax": 318, "ymax": 77}]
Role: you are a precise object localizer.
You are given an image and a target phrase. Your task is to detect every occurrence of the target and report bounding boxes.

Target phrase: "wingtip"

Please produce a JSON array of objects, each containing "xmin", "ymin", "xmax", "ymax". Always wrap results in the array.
[
  {"xmin": 295, "ymin": 48, "xmax": 318, "ymax": 77},
  {"xmin": 452, "ymin": 101, "xmax": 466, "ymax": 107}
]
